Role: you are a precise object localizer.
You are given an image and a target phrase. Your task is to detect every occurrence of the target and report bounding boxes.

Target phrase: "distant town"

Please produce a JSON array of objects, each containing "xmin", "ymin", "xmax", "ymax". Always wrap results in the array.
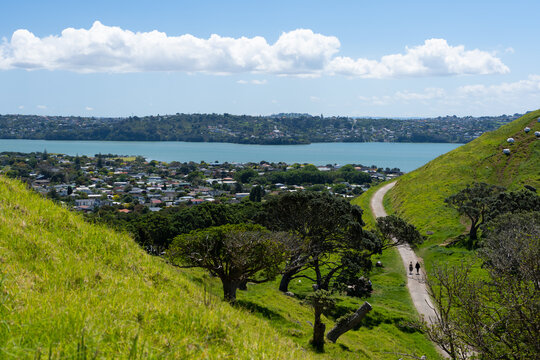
[
  {"xmin": 0, "ymin": 112, "xmax": 522, "ymax": 144},
  {"xmin": 1, "ymin": 151, "xmax": 402, "ymax": 213}
]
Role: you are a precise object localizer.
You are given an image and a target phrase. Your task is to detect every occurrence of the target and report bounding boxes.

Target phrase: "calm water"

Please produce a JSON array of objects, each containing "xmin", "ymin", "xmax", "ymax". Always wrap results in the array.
[{"xmin": 0, "ymin": 139, "xmax": 462, "ymax": 172}]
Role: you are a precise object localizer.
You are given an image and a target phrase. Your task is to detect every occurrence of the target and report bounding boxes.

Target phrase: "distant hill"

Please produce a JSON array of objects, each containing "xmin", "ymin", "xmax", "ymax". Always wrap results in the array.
[
  {"xmin": 0, "ymin": 113, "xmax": 519, "ymax": 144},
  {"xmin": 386, "ymin": 110, "xmax": 540, "ymax": 241}
]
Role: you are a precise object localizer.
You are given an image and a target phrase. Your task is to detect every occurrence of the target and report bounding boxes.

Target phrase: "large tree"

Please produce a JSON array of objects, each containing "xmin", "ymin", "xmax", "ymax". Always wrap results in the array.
[
  {"xmin": 262, "ymin": 192, "xmax": 381, "ymax": 293},
  {"xmin": 444, "ymin": 182, "xmax": 504, "ymax": 247},
  {"xmin": 421, "ymin": 211, "xmax": 540, "ymax": 359},
  {"xmin": 167, "ymin": 224, "xmax": 288, "ymax": 303},
  {"xmin": 376, "ymin": 214, "xmax": 425, "ymax": 248}
]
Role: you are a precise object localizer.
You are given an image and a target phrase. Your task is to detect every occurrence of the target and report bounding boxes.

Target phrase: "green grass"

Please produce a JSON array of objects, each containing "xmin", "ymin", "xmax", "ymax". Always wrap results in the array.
[
  {"xmin": 0, "ymin": 177, "xmax": 309, "ymax": 359},
  {"xmin": 383, "ymin": 111, "xmax": 539, "ymax": 279},
  {"xmin": 0, "ymin": 176, "xmax": 441, "ymax": 359},
  {"xmin": 387, "ymin": 110, "xmax": 540, "ymax": 244}
]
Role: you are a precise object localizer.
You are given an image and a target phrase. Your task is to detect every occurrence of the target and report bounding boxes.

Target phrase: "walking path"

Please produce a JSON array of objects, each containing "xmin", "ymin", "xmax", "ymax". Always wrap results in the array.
[
  {"xmin": 371, "ymin": 182, "xmax": 451, "ymax": 358},
  {"xmin": 370, "ymin": 182, "xmax": 439, "ymax": 323}
]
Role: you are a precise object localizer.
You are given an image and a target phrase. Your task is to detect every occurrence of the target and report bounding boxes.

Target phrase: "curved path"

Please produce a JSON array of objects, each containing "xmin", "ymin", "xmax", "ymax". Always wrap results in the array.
[{"xmin": 370, "ymin": 181, "xmax": 439, "ymax": 323}]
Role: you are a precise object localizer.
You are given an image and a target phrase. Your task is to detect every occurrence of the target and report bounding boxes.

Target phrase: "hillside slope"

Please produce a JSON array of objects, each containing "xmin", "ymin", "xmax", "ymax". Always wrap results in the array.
[
  {"xmin": 0, "ymin": 176, "xmax": 310, "ymax": 359},
  {"xmin": 387, "ymin": 110, "xmax": 540, "ymax": 241}
]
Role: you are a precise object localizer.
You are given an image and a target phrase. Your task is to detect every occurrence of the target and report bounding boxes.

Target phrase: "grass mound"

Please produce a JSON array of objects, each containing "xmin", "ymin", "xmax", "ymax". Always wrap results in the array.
[{"xmin": 387, "ymin": 110, "xmax": 540, "ymax": 243}]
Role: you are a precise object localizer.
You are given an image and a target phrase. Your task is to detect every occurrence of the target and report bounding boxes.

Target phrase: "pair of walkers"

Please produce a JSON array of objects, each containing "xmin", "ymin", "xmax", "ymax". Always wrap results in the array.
[{"xmin": 409, "ymin": 261, "xmax": 420, "ymax": 275}]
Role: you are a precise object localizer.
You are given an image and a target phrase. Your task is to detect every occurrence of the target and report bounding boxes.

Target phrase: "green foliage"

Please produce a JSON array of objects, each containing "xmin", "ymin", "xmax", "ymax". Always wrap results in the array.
[
  {"xmin": 265, "ymin": 166, "xmax": 371, "ymax": 186},
  {"xmin": 234, "ymin": 168, "xmax": 258, "ymax": 183},
  {"xmin": 87, "ymin": 201, "xmax": 263, "ymax": 254},
  {"xmin": 249, "ymin": 185, "xmax": 264, "ymax": 202},
  {"xmin": 444, "ymin": 182, "xmax": 504, "ymax": 245},
  {"xmin": 168, "ymin": 224, "xmax": 288, "ymax": 302},
  {"xmin": 376, "ymin": 214, "xmax": 425, "ymax": 248},
  {"xmin": 263, "ymin": 192, "xmax": 380, "ymax": 293}
]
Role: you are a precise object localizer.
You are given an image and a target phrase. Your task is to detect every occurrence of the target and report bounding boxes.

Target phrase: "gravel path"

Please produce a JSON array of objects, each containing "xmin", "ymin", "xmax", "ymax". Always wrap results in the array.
[
  {"xmin": 371, "ymin": 181, "xmax": 449, "ymax": 358},
  {"xmin": 371, "ymin": 182, "xmax": 438, "ymax": 322}
]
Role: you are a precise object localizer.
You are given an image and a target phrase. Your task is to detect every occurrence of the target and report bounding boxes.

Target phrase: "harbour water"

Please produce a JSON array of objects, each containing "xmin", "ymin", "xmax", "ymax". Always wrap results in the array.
[{"xmin": 0, "ymin": 139, "xmax": 463, "ymax": 172}]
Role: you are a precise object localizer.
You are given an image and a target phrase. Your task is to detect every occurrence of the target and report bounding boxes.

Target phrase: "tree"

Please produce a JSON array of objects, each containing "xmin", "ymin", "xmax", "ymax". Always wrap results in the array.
[
  {"xmin": 421, "ymin": 211, "xmax": 540, "ymax": 359},
  {"xmin": 168, "ymin": 224, "xmax": 289, "ymax": 303},
  {"xmin": 234, "ymin": 168, "xmax": 258, "ymax": 184},
  {"xmin": 96, "ymin": 153, "xmax": 103, "ymax": 169},
  {"xmin": 376, "ymin": 215, "xmax": 425, "ymax": 248},
  {"xmin": 249, "ymin": 185, "xmax": 264, "ymax": 202},
  {"xmin": 263, "ymin": 192, "xmax": 381, "ymax": 293},
  {"xmin": 444, "ymin": 182, "xmax": 504, "ymax": 247},
  {"xmin": 484, "ymin": 188, "xmax": 540, "ymax": 225},
  {"xmin": 305, "ymin": 290, "xmax": 335, "ymax": 352}
]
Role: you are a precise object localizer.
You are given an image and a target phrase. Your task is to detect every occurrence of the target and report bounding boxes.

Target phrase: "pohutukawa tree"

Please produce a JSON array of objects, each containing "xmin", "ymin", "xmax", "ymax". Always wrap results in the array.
[
  {"xmin": 167, "ymin": 223, "xmax": 289, "ymax": 303},
  {"xmin": 262, "ymin": 191, "xmax": 382, "ymax": 293},
  {"xmin": 444, "ymin": 182, "xmax": 504, "ymax": 247},
  {"xmin": 376, "ymin": 214, "xmax": 425, "ymax": 248}
]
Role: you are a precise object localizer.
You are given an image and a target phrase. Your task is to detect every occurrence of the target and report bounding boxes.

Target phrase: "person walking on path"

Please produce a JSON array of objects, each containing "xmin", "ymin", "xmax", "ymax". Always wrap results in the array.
[
  {"xmin": 409, "ymin": 261, "xmax": 413, "ymax": 275},
  {"xmin": 415, "ymin": 261, "xmax": 421, "ymax": 275}
]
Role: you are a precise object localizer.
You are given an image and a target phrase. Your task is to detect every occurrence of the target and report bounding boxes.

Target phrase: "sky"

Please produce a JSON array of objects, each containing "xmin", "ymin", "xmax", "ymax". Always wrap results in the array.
[{"xmin": 1, "ymin": 0, "xmax": 539, "ymax": 118}]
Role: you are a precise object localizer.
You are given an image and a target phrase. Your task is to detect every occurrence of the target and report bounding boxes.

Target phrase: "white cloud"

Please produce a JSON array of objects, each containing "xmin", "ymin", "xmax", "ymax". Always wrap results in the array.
[
  {"xmin": 357, "ymin": 75, "xmax": 540, "ymax": 112},
  {"xmin": 458, "ymin": 74, "xmax": 540, "ymax": 97},
  {"xmin": 505, "ymin": 47, "xmax": 515, "ymax": 54},
  {"xmin": 0, "ymin": 22, "xmax": 508, "ymax": 78},
  {"xmin": 357, "ymin": 95, "xmax": 392, "ymax": 106},
  {"xmin": 85, "ymin": 106, "xmax": 94, "ymax": 111},
  {"xmin": 395, "ymin": 87, "xmax": 445, "ymax": 101},
  {"xmin": 18, "ymin": 105, "xmax": 24, "ymax": 109},
  {"xmin": 328, "ymin": 39, "xmax": 509, "ymax": 78},
  {"xmin": 237, "ymin": 79, "xmax": 267, "ymax": 85},
  {"xmin": 37, "ymin": 105, "xmax": 47, "ymax": 109},
  {"xmin": 0, "ymin": 21, "xmax": 339, "ymax": 76},
  {"xmin": 310, "ymin": 96, "xmax": 321, "ymax": 102}
]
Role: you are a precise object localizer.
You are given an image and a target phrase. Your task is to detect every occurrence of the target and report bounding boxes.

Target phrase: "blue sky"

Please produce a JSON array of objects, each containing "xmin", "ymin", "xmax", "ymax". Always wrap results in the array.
[{"xmin": 1, "ymin": 0, "xmax": 539, "ymax": 117}]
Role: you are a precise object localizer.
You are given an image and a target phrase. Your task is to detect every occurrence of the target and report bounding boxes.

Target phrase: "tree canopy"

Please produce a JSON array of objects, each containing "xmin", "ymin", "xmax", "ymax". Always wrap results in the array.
[
  {"xmin": 444, "ymin": 182, "xmax": 504, "ymax": 247},
  {"xmin": 167, "ymin": 224, "xmax": 289, "ymax": 302},
  {"xmin": 262, "ymin": 191, "xmax": 381, "ymax": 293}
]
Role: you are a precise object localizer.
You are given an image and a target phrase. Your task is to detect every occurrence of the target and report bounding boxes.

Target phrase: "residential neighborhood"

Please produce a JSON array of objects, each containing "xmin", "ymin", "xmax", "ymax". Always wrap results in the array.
[{"xmin": 1, "ymin": 151, "xmax": 402, "ymax": 213}]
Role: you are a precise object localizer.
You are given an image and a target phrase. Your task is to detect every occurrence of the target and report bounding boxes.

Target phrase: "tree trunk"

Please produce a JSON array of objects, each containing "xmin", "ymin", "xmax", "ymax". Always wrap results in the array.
[
  {"xmin": 311, "ymin": 310, "xmax": 326, "ymax": 352},
  {"xmin": 279, "ymin": 269, "xmax": 298, "ymax": 292},
  {"xmin": 326, "ymin": 302, "xmax": 372, "ymax": 343},
  {"xmin": 222, "ymin": 279, "xmax": 239, "ymax": 303},
  {"xmin": 469, "ymin": 224, "xmax": 478, "ymax": 241},
  {"xmin": 239, "ymin": 279, "xmax": 247, "ymax": 291}
]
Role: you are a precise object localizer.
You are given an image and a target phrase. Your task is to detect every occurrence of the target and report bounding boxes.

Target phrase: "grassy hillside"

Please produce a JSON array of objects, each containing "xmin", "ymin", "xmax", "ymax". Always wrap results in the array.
[
  {"xmin": 0, "ymin": 176, "xmax": 309, "ymax": 359},
  {"xmin": 387, "ymin": 110, "xmax": 540, "ymax": 243},
  {"xmin": 0, "ymin": 176, "xmax": 441, "ymax": 359}
]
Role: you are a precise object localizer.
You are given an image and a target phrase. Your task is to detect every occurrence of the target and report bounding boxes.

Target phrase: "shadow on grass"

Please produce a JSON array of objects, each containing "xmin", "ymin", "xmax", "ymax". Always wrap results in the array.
[{"xmin": 235, "ymin": 300, "xmax": 287, "ymax": 322}]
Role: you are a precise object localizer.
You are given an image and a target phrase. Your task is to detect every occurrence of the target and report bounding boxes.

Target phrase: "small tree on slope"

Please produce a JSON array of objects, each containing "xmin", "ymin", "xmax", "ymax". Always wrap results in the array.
[{"xmin": 167, "ymin": 224, "xmax": 289, "ymax": 303}]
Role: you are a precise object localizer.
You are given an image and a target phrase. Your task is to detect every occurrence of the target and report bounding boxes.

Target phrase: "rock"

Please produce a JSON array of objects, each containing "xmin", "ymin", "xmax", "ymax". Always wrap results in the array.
[
  {"xmin": 285, "ymin": 291, "xmax": 295, "ymax": 297},
  {"xmin": 426, "ymin": 230, "xmax": 434, "ymax": 235},
  {"xmin": 524, "ymin": 127, "xmax": 531, "ymax": 133},
  {"xmin": 507, "ymin": 137, "xmax": 515, "ymax": 143},
  {"xmin": 375, "ymin": 261, "xmax": 383, "ymax": 268},
  {"xmin": 503, "ymin": 148, "xmax": 511, "ymax": 155}
]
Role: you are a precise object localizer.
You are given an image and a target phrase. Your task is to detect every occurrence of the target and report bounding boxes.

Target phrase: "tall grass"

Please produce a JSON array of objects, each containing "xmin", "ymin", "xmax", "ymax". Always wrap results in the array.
[{"xmin": 0, "ymin": 177, "xmax": 309, "ymax": 359}]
